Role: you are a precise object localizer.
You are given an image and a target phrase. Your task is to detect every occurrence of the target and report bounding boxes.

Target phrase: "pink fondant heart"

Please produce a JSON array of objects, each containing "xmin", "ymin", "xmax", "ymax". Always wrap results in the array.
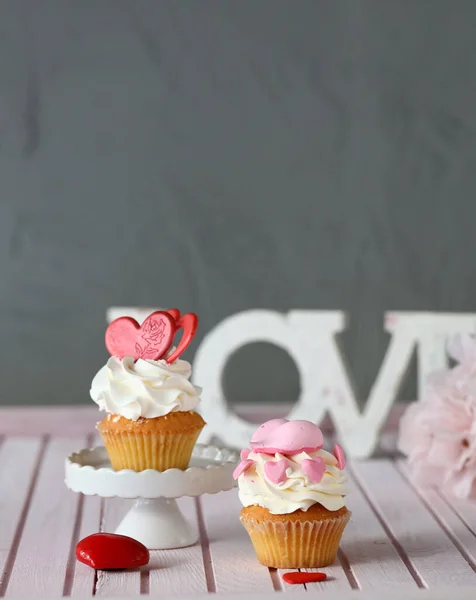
[
  {"xmin": 333, "ymin": 444, "xmax": 346, "ymax": 470},
  {"xmin": 240, "ymin": 448, "xmax": 251, "ymax": 460},
  {"xmin": 105, "ymin": 310, "xmax": 198, "ymax": 363},
  {"xmin": 302, "ymin": 457, "xmax": 326, "ymax": 483},
  {"xmin": 106, "ymin": 311, "xmax": 175, "ymax": 361},
  {"xmin": 264, "ymin": 459, "xmax": 289, "ymax": 484},
  {"xmin": 233, "ymin": 459, "xmax": 253, "ymax": 479}
]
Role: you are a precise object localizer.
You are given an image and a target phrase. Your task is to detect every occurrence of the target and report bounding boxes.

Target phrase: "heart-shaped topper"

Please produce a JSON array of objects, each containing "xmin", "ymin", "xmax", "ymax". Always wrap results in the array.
[
  {"xmin": 264, "ymin": 459, "xmax": 289, "ymax": 484},
  {"xmin": 105, "ymin": 308, "xmax": 198, "ymax": 363}
]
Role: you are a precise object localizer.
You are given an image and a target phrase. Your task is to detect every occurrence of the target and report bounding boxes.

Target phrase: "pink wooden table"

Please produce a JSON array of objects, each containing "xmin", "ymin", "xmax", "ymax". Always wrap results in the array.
[{"xmin": 0, "ymin": 406, "xmax": 475, "ymax": 600}]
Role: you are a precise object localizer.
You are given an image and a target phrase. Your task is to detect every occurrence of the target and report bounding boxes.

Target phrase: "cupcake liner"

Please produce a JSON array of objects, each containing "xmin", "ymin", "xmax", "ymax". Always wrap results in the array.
[
  {"xmin": 100, "ymin": 429, "xmax": 202, "ymax": 471},
  {"xmin": 240, "ymin": 509, "xmax": 351, "ymax": 568}
]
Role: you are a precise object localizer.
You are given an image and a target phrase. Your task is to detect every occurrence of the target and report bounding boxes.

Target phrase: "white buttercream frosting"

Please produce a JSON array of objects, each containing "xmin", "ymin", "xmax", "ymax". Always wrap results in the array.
[
  {"xmin": 238, "ymin": 449, "xmax": 347, "ymax": 514},
  {"xmin": 90, "ymin": 355, "xmax": 201, "ymax": 421}
]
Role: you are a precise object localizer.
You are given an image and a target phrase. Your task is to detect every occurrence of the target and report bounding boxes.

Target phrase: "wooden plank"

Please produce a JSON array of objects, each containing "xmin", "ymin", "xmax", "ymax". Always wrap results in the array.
[
  {"xmin": 397, "ymin": 460, "xmax": 476, "ymax": 571},
  {"xmin": 38, "ymin": 587, "xmax": 476, "ymax": 600},
  {"xmin": 352, "ymin": 459, "xmax": 476, "ymax": 588},
  {"xmin": 343, "ymin": 466, "xmax": 420, "ymax": 590},
  {"xmin": 199, "ymin": 488, "xmax": 275, "ymax": 594},
  {"xmin": 4, "ymin": 437, "xmax": 85, "ymax": 598},
  {"xmin": 53, "ymin": 587, "xmax": 476, "ymax": 600},
  {"xmin": 0, "ymin": 437, "xmax": 44, "ymax": 595},
  {"xmin": 439, "ymin": 488, "xmax": 476, "ymax": 538},
  {"xmin": 95, "ymin": 498, "xmax": 143, "ymax": 596},
  {"xmin": 69, "ymin": 495, "xmax": 103, "ymax": 597},
  {"xmin": 69, "ymin": 434, "xmax": 103, "ymax": 596},
  {"xmin": 148, "ymin": 497, "xmax": 208, "ymax": 595}
]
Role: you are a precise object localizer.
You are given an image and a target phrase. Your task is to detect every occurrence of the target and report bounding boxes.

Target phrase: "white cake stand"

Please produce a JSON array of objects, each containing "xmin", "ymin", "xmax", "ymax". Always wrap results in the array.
[{"xmin": 65, "ymin": 444, "xmax": 239, "ymax": 550}]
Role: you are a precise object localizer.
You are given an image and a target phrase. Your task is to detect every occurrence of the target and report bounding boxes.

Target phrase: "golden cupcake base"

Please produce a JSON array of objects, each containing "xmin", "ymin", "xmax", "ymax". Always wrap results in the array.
[
  {"xmin": 240, "ymin": 504, "xmax": 351, "ymax": 568},
  {"xmin": 97, "ymin": 411, "xmax": 206, "ymax": 472}
]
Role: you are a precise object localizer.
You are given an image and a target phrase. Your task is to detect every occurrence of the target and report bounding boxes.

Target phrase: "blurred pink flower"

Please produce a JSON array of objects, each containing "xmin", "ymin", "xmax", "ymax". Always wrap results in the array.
[{"xmin": 397, "ymin": 333, "xmax": 476, "ymax": 499}]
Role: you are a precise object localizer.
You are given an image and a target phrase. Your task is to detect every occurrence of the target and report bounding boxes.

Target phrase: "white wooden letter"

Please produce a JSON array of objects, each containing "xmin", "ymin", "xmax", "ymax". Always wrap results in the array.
[{"xmin": 194, "ymin": 310, "xmax": 417, "ymax": 458}]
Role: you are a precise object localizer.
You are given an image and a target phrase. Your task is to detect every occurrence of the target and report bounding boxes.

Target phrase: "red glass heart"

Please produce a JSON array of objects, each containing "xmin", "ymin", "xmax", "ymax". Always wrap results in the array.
[{"xmin": 76, "ymin": 533, "xmax": 149, "ymax": 570}]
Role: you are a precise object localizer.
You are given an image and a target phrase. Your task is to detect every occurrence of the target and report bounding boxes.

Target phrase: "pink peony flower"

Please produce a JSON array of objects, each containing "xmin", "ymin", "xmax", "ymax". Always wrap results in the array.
[{"xmin": 397, "ymin": 333, "xmax": 476, "ymax": 499}]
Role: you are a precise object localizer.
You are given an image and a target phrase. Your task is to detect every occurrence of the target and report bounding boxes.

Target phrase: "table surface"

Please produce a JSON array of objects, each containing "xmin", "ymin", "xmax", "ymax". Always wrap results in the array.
[{"xmin": 1, "ymin": 406, "xmax": 476, "ymax": 600}]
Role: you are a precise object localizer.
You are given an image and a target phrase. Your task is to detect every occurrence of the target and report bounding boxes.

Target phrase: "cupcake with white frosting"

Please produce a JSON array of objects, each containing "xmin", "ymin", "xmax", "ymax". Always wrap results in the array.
[
  {"xmin": 91, "ymin": 309, "xmax": 205, "ymax": 472},
  {"xmin": 234, "ymin": 419, "xmax": 350, "ymax": 568}
]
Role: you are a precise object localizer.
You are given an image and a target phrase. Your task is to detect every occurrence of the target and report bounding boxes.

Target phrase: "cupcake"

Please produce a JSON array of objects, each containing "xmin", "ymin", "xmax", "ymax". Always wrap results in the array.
[
  {"xmin": 90, "ymin": 308, "xmax": 206, "ymax": 471},
  {"xmin": 234, "ymin": 419, "xmax": 350, "ymax": 568}
]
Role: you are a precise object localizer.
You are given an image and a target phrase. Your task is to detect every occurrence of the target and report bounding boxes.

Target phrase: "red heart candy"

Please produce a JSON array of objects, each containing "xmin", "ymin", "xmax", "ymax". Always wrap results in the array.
[
  {"xmin": 76, "ymin": 533, "xmax": 149, "ymax": 570},
  {"xmin": 106, "ymin": 311, "xmax": 175, "ymax": 361},
  {"xmin": 282, "ymin": 572, "xmax": 327, "ymax": 584}
]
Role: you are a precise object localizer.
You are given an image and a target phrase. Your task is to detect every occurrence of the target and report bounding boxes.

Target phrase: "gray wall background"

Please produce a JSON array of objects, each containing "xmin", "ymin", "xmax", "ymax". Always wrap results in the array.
[{"xmin": 1, "ymin": 0, "xmax": 475, "ymax": 407}]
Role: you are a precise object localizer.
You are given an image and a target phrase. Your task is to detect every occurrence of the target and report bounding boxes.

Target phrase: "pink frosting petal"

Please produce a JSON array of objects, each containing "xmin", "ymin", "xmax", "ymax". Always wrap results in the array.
[
  {"xmin": 333, "ymin": 444, "xmax": 346, "ymax": 470},
  {"xmin": 240, "ymin": 448, "xmax": 251, "ymax": 460},
  {"xmin": 250, "ymin": 419, "xmax": 324, "ymax": 455},
  {"xmin": 233, "ymin": 459, "xmax": 253, "ymax": 480},
  {"xmin": 264, "ymin": 459, "xmax": 288, "ymax": 484},
  {"xmin": 302, "ymin": 457, "xmax": 326, "ymax": 483}
]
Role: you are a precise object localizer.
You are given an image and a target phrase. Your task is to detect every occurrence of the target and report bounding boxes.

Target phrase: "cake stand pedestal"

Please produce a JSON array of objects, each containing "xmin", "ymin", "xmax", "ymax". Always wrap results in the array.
[{"xmin": 65, "ymin": 444, "xmax": 238, "ymax": 550}]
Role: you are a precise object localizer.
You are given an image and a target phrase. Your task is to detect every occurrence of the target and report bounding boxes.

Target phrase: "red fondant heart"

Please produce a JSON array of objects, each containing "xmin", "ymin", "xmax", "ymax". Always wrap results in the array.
[
  {"xmin": 76, "ymin": 533, "xmax": 149, "ymax": 570},
  {"xmin": 106, "ymin": 311, "xmax": 175, "ymax": 361},
  {"xmin": 302, "ymin": 457, "xmax": 326, "ymax": 483},
  {"xmin": 167, "ymin": 307, "xmax": 181, "ymax": 323},
  {"xmin": 165, "ymin": 312, "xmax": 198, "ymax": 363},
  {"xmin": 282, "ymin": 571, "xmax": 327, "ymax": 584}
]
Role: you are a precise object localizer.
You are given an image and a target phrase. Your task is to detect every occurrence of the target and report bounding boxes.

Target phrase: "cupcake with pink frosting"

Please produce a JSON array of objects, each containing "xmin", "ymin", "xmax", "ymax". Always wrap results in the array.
[{"xmin": 234, "ymin": 419, "xmax": 350, "ymax": 568}]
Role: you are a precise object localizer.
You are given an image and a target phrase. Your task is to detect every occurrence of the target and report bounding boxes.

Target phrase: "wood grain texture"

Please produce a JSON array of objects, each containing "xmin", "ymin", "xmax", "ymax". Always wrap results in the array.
[
  {"xmin": 0, "ymin": 437, "xmax": 44, "ymax": 595},
  {"xmin": 4, "ymin": 437, "xmax": 85, "ymax": 598},
  {"xmin": 148, "ymin": 497, "xmax": 207, "ymax": 595},
  {"xmin": 352, "ymin": 460, "xmax": 476, "ymax": 588},
  {"xmin": 199, "ymin": 488, "xmax": 275, "ymax": 594}
]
